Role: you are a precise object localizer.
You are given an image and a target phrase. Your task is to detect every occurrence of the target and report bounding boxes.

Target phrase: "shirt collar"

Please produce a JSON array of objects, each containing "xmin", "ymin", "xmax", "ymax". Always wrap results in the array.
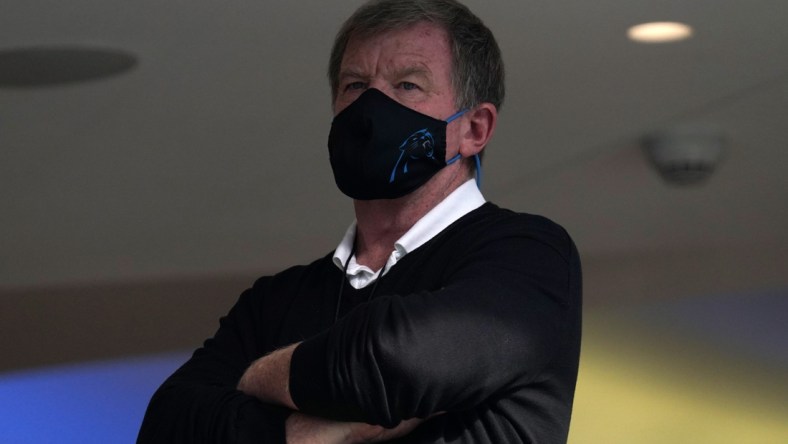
[{"xmin": 333, "ymin": 179, "xmax": 485, "ymax": 284}]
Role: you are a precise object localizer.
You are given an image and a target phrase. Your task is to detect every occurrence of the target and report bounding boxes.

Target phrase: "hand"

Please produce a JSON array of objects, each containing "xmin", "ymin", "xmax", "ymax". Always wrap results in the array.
[
  {"xmin": 286, "ymin": 412, "xmax": 427, "ymax": 444},
  {"xmin": 285, "ymin": 413, "xmax": 353, "ymax": 444},
  {"xmin": 346, "ymin": 417, "xmax": 425, "ymax": 443}
]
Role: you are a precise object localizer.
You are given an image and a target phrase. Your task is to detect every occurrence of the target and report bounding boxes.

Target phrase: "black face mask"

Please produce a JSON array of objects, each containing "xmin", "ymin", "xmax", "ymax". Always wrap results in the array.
[{"xmin": 328, "ymin": 88, "xmax": 467, "ymax": 200}]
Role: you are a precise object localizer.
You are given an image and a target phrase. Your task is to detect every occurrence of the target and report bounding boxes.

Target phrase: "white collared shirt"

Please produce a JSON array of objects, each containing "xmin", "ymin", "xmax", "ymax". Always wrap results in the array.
[{"xmin": 332, "ymin": 179, "xmax": 486, "ymax": 289}]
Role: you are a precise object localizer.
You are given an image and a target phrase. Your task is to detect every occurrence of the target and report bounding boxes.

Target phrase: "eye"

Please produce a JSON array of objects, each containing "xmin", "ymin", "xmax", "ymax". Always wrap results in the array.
[
  {"xmin": 344, "ymin": 81, "xmax": 366, "ymax": 91},
  {"xmin": 398, "ymin": 81, "xmax": 420, "ymax": 91}
]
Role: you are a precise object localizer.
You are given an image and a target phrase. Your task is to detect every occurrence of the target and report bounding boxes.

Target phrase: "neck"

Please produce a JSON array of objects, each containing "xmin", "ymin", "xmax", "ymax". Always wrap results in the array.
[
  {"xmin": 352, "ymin": 197, "xmax": 419, "ymax": 271},
  {"xmin": 352, "ymin": 166, "xmax": 471, "ymax": 269}
]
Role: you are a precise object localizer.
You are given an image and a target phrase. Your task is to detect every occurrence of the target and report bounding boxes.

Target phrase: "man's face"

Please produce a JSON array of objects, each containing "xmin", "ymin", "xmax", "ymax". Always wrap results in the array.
[{"xmin": 334, "ymin": 21, "xmax": 458, "ymax": 124}]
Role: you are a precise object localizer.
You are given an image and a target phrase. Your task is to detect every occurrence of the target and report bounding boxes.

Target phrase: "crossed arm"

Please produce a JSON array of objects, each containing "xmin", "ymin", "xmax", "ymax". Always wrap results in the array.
[
  {"xmin": 235, "ymin": 241, "xmax": 572, "ymax": 442},
  {"xmin": 237, "ymin": 343, "xmax": 297, "ymax": 411},
  {"xmin": 237, "ymin": 343, "xmax": 425, "ymax": 444}
]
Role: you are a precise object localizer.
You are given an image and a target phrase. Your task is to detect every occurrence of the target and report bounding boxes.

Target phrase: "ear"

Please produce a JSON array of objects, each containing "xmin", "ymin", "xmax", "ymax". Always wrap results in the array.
[{"xmin": 458, "ymin": 102, "xmax": 498, "ymax": 157}]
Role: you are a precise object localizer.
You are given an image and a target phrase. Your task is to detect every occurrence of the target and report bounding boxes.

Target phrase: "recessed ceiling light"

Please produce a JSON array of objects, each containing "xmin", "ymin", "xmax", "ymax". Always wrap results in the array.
[
  {"xmin": 0, "ymin": 46, "xmax": 137, "ymax": 88},
  {"xmin": 628, "ymin": 21, "xmax": 693, "ymax": 44}
]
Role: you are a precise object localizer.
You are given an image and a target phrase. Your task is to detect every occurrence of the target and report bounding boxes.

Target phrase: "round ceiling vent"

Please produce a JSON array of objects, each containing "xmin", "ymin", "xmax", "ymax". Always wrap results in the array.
[
  {"xmin": 643, "ymin": 124, "xmax": 726, "ymax": 186},
  {"xmin": 0, "ymin": 46, "xmax": 137, "ymax": 88}
]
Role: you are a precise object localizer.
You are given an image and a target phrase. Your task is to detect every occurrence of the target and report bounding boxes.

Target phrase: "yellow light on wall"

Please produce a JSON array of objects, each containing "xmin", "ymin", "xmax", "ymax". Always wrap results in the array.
[
  {"xmin": 628, "ymin": 21, "xmax": 693, "ymax": 43},
  {"xmin": 569, "ymin": 311, "xmax": 788, "ymax": 444}
]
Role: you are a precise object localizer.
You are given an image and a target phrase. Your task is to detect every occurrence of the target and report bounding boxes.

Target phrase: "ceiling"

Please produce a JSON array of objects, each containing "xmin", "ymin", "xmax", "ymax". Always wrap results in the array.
[{"xmin": 1, "ymin": 0, "xmax": 787, "ymax": 293}]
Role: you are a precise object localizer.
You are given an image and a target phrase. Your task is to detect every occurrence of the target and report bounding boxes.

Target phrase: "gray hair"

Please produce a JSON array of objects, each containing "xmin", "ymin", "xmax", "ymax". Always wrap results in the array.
[{"xmin": 328, "ymin": 0, "xmax": 505, "ymax": 111}]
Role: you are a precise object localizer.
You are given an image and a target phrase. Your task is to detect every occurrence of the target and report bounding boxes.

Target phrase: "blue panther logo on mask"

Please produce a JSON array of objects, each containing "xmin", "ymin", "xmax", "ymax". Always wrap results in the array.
[{"xmin": 389, "ymin": 128, "xmax": 436, "ymax": 183}]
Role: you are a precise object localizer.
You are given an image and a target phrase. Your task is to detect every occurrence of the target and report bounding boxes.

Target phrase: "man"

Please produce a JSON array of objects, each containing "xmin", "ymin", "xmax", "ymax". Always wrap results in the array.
[{"xmin": 138, "ymin": 0, "xmax": 581, "ymax": 443}]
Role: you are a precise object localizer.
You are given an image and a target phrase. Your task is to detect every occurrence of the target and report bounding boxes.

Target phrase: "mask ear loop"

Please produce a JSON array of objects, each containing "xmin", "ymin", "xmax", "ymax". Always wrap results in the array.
[
  {"xmin": 445, "ymin": 153, "xmax": 482, "ymax": 189},
  {"xmin": 473, "ymin": 153, "xmax": 482, "ymax": 189},
  {"xmin": 445, "ymin": 110, "xmax": 466, "ymax": 123},
  {"xmin": 445, "ymin": 108, "xmax": 482, "ymax": 189}
]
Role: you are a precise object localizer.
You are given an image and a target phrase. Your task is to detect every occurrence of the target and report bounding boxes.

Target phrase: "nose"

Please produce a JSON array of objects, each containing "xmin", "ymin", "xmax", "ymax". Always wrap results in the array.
[
  {"xmin": 367, "ymin": 79, "xmax": 396, "ymax": 101},
  {"xmin": 333, "ymin": 80, "xmax": 399, "ymax": 115}
]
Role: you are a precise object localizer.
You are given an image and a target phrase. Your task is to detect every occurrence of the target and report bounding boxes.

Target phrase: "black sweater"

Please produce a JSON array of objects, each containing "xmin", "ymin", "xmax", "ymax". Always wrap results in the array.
[{"xmin": 138, "ymin": 203, "xmax": 582, "ymax": 443}]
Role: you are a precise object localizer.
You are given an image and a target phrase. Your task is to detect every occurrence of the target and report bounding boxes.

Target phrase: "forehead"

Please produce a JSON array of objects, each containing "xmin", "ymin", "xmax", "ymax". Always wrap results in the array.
[{"xmin": 341, "ymin": 21, "xmax": 453, "ymax": 73}]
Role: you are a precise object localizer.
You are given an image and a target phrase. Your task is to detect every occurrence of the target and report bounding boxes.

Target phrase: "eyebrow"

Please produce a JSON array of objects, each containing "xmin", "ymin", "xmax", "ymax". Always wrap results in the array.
[
  {"xmin": 338, "ymin": 69, "xmax": 368, "ymax": 82},
  {"xmin": 338, "ymin": 64, "xmax": 432, "ymax": 83},
  {"xmin": 395, "ymin": 64, "xmax": 430, "ymax": 77}
]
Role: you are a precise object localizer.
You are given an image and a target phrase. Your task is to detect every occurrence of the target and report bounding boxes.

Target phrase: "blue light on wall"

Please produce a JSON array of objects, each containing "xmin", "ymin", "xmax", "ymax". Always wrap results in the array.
[{"xmin": 0, "ymin": 351, "xmax": 189, "ymax": 444}]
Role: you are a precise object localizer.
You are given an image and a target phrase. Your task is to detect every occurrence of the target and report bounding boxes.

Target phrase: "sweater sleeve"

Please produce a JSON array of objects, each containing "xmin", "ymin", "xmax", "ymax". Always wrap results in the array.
[
  {"xmin": 289, "ymin": 219, "xmax": 581, "ymax": 428},
  {"xmin": 137, "ymin": 281, "xmax": 290, "ymax": 444}
]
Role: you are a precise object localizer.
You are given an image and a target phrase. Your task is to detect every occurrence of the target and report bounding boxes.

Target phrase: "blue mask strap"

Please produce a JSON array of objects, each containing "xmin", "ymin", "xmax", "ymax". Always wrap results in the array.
[
  {"xmin": 445, "ymin": 109, "xmax": 466, "ymax": 124},
  {"xmin": 444, "ymin": 109, "xmax": 466, "ymax": 166},
  {"xmin": 446, "ymin": 153, "xmax": 462, "ymax": 164},
  {"xmin": 445, "ymin": 109, "xmax": 481, "ymax": 189},
  {"xmin": 473, "ymin": 154, "xmax": 482, "ymax": 188},
  {"xmin": 446, "ymin": 153, "xmax": 483, "ymax": 189}
]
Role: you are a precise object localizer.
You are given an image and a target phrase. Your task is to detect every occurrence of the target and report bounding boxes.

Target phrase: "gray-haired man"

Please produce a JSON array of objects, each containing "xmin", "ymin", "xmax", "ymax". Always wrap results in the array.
[{"xmin": 139, "ymin": 1, "xmax": 581, "ymax": 443}]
